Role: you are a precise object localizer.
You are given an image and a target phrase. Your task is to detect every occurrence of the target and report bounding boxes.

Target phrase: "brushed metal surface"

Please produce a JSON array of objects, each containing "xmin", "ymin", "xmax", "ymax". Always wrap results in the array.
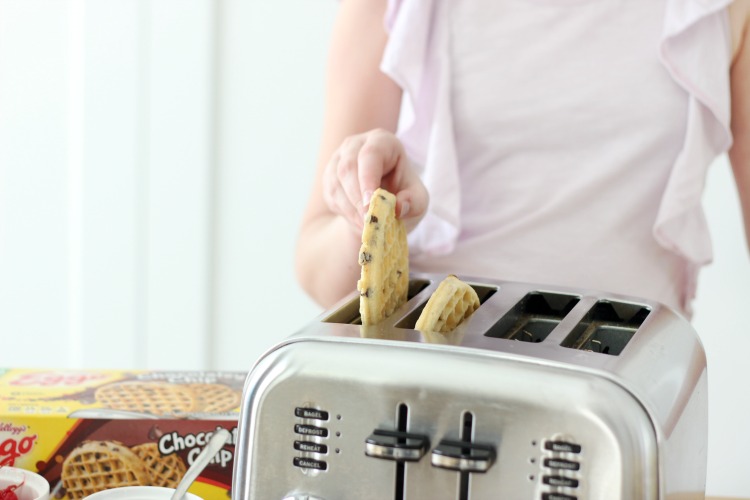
[{"xmin": 232, "ymin": 273, "xmax": 707, "ymax": 500}]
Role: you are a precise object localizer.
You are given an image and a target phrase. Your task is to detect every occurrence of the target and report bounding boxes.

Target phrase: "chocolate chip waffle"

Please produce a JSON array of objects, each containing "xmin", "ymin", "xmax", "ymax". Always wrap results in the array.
[
  {"xmin": 189, "ymin": 383, "xmax": 241, "ymax": 413},
  {"xmin": 357, "ymin": 188, "xmax": 409, "ymax": 325},
  {"xmin": 61, "ymin": 440, "xmax": 151, "ymax": 499},
  {"xmin": 415, "ymin": 275, "xmax": 480, "ymax": 333},
  {"xmin": 131, "ymin": 442, "xmax": 186, "ymax": 488},
  {"xmin": 94, "ymin": 381, "xmax": 197, "ymax": 417}
]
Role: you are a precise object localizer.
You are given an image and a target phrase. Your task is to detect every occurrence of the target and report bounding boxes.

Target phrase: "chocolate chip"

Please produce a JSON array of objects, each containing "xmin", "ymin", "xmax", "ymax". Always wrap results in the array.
[
  {"xmin": 359, "ymin": 252, "xmax": 372, "ymax": 265},
  {"xmin": 379, "ymin": 195, "xmax": 386, "ymax": 200},
  {"xmin": 360, "ymin": 289, "xmax": 371, "ymax": 298},
  {"xmin": 148, "ymin": 425, "xmax": 164, "ymax": 440},
  {"xmin": 370, "ymin": 215, "xmax": 378, "ymax": 223}
]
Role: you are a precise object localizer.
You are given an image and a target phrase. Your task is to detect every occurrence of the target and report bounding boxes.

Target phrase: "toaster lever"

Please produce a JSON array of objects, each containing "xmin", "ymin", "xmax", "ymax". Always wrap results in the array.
[
  {"xmin": 431, "ymin": 439, "xmax": 496, "ymax": 473},
  {"xmin": 365, "ymin": 429, "xmax": 430, "ymax": 461}
]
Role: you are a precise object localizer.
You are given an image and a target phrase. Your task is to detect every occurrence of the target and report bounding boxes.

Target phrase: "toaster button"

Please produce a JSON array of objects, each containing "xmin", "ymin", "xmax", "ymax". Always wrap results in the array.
[
  {"xmin": 365, "ymin": 429, "xmax": 430, "ymax": 461},
  {"xmin": 543, "ymin": 458, "xmax": 580, "ymax": 471},
  {"xmin": 430, "ymin": 440, "xmax": 496, "ymax": 473},
  {"xmin": 544, "ymin": 441, "xmax": 582, "ymax": 454},
  {"xmin": 294, "ymin": 441, "xmax": 328, "ymax": 454},
  {"xmin": 541, "ymin": 494, "xmax": 577, "ymax": 500},
  {"xmin": 295, "ymin": 407, "xmax": 329, "ymax": 421},
  {"xmin": 542, "ymin": 475, "xmax": 579, "ymax": 488},
  {"xmin": 294, "ymin": 424, "xmax": 329, "ymax": 438},
  {"xmin": 293, "ymin": 457, "xmax": 328, "ymax": 471}
]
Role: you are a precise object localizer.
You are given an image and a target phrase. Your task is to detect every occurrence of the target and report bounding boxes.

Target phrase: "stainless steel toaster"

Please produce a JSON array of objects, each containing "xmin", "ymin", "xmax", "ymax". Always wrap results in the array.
[{"xmin": 232, "ymin": 273, "xmax": 707, "ymax": 500}]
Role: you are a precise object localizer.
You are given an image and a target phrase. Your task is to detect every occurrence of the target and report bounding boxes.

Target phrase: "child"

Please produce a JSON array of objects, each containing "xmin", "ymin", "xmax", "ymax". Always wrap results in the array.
[{"xmin": 296, "ymin": 0, "xmax": 750, "ymax": 317}]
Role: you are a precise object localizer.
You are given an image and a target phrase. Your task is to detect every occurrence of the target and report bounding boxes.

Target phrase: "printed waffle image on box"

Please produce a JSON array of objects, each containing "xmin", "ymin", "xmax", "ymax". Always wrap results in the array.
[{"xmin": 0, "ymin": 369, "xmax": 244, "ymax": 499}]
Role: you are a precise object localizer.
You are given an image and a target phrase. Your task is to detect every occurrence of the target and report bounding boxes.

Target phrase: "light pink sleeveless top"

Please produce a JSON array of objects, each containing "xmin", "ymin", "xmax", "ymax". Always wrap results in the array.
[{"xmin": 382, "ymin": 0, "xmax": 733, "ymax": 315}]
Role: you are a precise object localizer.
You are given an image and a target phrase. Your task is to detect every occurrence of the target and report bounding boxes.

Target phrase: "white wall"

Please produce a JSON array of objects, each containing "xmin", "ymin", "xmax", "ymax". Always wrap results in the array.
[
  {"xmin": 0, "ymin": 0, "xmax": 747, "ymax": 495},
  {"xmin": 0, "ymin": 0, "xmax": 220, "ymax": 369},
  {"xmin": 210, "ymin": 0, "xmax": 333, "ymax": 370},
  {"xmin": 0, "ymin": 0, "xmax": 332, "ymax": 371},
  {"xmin": 692, "ymin": 155, "xmax": 750, "ymax": 497}
]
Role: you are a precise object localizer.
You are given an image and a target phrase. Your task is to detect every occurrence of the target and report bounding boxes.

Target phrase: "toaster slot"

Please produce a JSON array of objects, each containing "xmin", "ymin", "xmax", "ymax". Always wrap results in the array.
[
  {"xmin": 483, "ymin": 291, "xmax": 580, "ymax": 343},
  {"xmin": 395, "ymin": 283, "xmax": 497, "ymax": 329},
  {"xmin": 322, "ymin": 278, "xmax": 430, "ymax": 325},
  {"xmin": 561, "ymin": 300, "xmax": 650, "ymax": 355}
]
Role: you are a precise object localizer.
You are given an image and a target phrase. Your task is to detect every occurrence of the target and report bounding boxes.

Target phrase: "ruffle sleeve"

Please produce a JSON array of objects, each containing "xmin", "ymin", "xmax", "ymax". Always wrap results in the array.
[
  {"xmin": 381, "ymin": 0, "xmax": 460, "ymax": 256},
  {"xmin": 381, "ymin": 0, "xmax": 734, "ymax": 302},
  {"xmin": 656, "ymin": 0, "xmax": 733, "ymax": 305}
]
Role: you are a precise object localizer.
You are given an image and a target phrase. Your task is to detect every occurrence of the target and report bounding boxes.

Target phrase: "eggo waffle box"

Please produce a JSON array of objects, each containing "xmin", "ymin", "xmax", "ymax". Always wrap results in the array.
[{"xmin": 0, "ymin": 368, "xmax": 246, "ymax": 499}]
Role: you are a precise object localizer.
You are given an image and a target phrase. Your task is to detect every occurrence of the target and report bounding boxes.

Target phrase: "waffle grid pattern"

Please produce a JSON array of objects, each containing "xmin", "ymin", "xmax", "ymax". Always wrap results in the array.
[
  {"xmin": 132, "ymin": 443, "xmax": 187, "ymax": 488},
  {"xmin": 95, "ymin": 382, "xmax": 197, "ymax": 416},
  {"xmin": 416, "ymin": 275, "xmax": 480, "ymax": 333},
  {"xmin": 62, "ymin": 441, "xmax": 150, "ymax": 499}
]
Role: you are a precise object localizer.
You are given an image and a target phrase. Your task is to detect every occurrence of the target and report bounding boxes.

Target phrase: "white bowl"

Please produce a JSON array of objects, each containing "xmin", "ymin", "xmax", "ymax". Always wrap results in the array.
[
  {"xmin": 0, "ymin": 467, "xmax": 50, "ymax": 500},
  {"xmin": 83, "ymin": 486, "xmax": 203, "ymax": 500}
]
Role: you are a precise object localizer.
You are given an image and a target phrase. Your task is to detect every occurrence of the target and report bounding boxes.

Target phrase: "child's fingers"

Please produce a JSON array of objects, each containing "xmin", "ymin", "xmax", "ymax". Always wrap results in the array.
[
  {"xmin": 335, "ymin": 135, "xmax": 368, "ymax": 216},
  {"xmin": 395, "ymin": 175, "xmax": 429, "ymax": 222},
  {"xmin": 323, "ymin": 151, "xmax": 364, "ymax": 231},
  {"xmin": 357, "ymin": 129, "xmax": 403, "ymax": 210}
]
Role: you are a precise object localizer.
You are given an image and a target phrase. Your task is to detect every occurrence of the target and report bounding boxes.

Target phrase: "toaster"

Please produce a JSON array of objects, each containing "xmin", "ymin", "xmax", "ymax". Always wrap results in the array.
[{"xmin": 232, "ymin": 273, "xmax": 707, "ymax": 500}]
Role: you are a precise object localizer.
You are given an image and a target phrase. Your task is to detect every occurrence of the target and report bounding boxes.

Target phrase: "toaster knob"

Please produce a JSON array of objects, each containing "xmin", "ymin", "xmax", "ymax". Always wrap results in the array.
[
  {"xmin": 431, "ymin": 439, "xmax": 496, "ymax": 473},
  {"xmin": 365, "ymin": 429, "xmax": 430, "ymax": 461}
]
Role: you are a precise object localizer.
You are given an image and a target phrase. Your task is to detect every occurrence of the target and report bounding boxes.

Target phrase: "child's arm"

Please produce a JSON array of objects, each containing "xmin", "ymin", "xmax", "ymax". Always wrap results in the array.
[
  {"xmin": 730, "ymin": 0, "xmax": 750, "ymax": 254},
  {"xmin": 295, "ymin": 0, "xmax": 420, "ymax": 308}
]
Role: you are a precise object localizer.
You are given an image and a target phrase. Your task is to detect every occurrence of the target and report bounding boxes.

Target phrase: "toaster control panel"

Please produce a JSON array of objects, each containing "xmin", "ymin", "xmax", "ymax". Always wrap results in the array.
[
  {"xmin": 287, "ymin": 402, "xmax": 590, "ymax": 499},
  {"xmin": 361, "ymin": 406, "xmax": 501, "ymax": 499},
  {"xmin": 538, "ymin": 437, "xmax": 583, "ymax": 500},
  {"xmin": 292, "ymin": 406, "xmax": 333, "ymax": 473}
]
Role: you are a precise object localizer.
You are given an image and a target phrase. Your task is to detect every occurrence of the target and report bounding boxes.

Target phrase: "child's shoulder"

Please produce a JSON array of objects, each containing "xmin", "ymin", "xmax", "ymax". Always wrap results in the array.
[{"xmin": 730, "ymin": 0, "xmax": 750, "ymax": 62}]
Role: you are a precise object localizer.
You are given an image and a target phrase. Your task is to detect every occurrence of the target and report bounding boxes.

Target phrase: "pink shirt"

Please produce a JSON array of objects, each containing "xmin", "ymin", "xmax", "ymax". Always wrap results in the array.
[{"xmin": 382, "ymin": 0, "xmax": 733, "ymax": 316}]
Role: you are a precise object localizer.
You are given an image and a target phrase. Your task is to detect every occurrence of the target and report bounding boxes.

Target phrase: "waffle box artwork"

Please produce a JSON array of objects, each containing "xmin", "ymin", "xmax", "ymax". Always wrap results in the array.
[{"xmin": 0, "ymin": 368, "xmax": 244, "ymax": 499}]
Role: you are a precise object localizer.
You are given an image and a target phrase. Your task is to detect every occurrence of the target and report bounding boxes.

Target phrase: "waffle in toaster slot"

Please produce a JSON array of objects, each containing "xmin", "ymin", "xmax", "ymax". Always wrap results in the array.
[
  {"xmin": 395, "ymin": 281, "xmax": 496, "ymax": 330},
  {"xmin": 322, "ymin": 278, "xmax": 430, "ymax": 325}
]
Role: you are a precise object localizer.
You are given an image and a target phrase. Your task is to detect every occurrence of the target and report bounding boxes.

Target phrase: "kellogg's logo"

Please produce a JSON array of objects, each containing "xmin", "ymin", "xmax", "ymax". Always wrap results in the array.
[
  {"xmin": 8, "ymin": 371, "xmax": 107, "ymax": 387},
  {"xmin": 0, "ymin": 424, "xmax": 37, "ymax": 467}
]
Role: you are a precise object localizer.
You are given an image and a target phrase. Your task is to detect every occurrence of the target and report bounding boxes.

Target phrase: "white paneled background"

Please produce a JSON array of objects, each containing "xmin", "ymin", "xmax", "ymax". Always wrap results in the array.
[{"xmin": 0, "ymin": 0, "xmax": 747, "ymax": 496}]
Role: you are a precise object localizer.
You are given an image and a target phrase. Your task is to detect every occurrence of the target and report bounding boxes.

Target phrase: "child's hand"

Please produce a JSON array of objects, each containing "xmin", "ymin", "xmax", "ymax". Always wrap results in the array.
[{"xmin": 322, "ymin": 128, "xmax": 429, "ymax": 233}]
